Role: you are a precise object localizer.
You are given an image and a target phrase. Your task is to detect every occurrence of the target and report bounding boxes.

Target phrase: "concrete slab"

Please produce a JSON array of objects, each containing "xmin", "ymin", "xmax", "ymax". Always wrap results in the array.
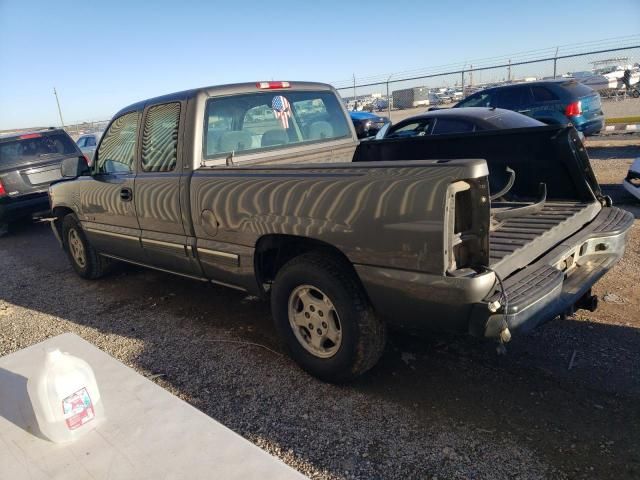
[{"xmin": 0, "ymin": 333, "xmax": 306, "ymax": 480}]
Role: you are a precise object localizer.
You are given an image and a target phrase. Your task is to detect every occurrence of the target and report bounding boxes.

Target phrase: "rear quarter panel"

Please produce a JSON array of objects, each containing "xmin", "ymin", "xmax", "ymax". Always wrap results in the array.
[{"xmin": 190, "ymin": 160, "xmax": 488, "ymax": 276}]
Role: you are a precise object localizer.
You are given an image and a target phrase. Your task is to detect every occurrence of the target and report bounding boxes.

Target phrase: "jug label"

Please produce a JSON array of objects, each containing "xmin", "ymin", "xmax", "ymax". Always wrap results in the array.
[{"xmin": 62, "ymin": 387, "xmax": 95, "ymax": 430}]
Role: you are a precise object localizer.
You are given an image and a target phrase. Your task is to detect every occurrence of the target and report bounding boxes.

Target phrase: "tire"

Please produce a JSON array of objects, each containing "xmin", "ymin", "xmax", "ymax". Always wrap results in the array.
[
  {"xmin": 271, "ymin": 252, "xmax": 386, "ymax": 382},
  {"xmin": 61, "ymin": 214, "xmax": 110, "ymax": 279}
]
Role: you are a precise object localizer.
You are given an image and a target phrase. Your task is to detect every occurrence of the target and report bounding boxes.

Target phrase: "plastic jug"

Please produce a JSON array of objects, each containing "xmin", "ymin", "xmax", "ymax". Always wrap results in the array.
[{"xmin": 27, "ymin": 347, "xmax": 104, "ymax": 443}]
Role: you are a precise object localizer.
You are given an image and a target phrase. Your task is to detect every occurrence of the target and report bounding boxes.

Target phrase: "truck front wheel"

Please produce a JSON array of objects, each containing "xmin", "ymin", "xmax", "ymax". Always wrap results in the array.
[
  {"xmin": 271, "ymin": 252, "xmax": 386, "ymax": 382},
  {"xmin": 62, "ymin": 214, "xmax": 110, "ymax": 279}
]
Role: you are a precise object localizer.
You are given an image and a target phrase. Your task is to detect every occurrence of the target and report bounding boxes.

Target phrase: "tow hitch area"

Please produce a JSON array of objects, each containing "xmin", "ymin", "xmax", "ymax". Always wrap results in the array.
[{"xmin": 575, "ymin": 289, "xmax": 599, "ymax": 312}]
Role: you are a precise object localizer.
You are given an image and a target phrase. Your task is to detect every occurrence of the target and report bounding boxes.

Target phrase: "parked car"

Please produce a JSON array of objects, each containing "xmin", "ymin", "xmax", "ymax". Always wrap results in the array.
[
  {"xmin": 623, "ymin": 158, "xmax": 640, "ymax": 201},
  {"xmin": 349, "ymin": 111, "xmax": 389, "ymax": 139},
  {"xmin": 0, "ymin": 128, "xmax": 83, "ymax": 236},
  {"xmin": 75, "ymin": 132, "xmax": 103, "ymax": 165},
  {"xmin": 453, "ymin": 80, "xmax": 605, "ymax": 136},
  {"xmin": 376, "ymin": 107, "xmax": 545, "ymax": 139},
  {"xmin": 49, "ymin": 81, "xmax": 632, "ymax": 382}
]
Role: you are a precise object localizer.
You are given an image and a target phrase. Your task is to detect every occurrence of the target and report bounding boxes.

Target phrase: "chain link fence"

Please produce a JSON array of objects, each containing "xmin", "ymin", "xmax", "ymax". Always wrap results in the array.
[{"xmin": 334, "ymin": 36, "xmax": 640, "ymax": 123}]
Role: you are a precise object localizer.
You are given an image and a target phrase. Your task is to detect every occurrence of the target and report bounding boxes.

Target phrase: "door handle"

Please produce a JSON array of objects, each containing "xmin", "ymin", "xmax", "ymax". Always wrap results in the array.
[{"xmin": 120, "ymin": 187, "xmax": 133, "ymax": 201}]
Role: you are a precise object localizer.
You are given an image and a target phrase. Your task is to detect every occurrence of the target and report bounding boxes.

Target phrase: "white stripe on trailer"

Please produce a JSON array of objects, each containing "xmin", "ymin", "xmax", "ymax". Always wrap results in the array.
[{"xmin": 624, "ymin": 124, "xmax": 639, "ymax": 131}]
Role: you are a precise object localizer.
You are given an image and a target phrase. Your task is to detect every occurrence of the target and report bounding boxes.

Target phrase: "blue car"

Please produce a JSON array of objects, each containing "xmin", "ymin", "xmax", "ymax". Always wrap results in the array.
[
  {"xmin": 453, "ymin": 80, "xmax": 604, "ymax": 136},
  {"xmin": 349, "ymin": 111, "xmax": 390, "ymax": 139}
]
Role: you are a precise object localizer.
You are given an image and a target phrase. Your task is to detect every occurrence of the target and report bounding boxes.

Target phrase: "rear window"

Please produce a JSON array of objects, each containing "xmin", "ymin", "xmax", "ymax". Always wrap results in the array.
[
  {"xmin": 0, "ymin": 133, "xmax": 78, "ymax": 169},
  {"xmin": 560, "ymin": 80, "xmax": 597, "ymax": 97},
  {"xmin": 203, "ymin": 90, "xmax": 351, "ymax": 159},
  {"xmin": 431, "ymin": 118, "xmax": 475, "ymax": 135},
  {"xmin": 456, "ymin": 92, "xmax": 492, "ymax": 108},
  {"xmin": 484, "ymin": 110, "xmax": 546, "ymax": 129}
]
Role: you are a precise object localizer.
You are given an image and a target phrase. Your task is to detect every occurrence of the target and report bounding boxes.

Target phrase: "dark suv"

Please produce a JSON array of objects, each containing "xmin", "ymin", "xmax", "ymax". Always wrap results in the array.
[
  {"xmin": 454, "ymin": 80, "xmax": 604, "ymax": 136},
  {"xmin": 0, "ymin": 128, "xmax": 83, "ymax": 235}
]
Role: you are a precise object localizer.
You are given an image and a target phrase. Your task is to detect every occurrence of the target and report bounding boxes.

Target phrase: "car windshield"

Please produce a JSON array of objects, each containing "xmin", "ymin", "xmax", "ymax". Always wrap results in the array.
[{"xmin": 0, "ymin": 133, "xmax": 77, "ymax": 170}]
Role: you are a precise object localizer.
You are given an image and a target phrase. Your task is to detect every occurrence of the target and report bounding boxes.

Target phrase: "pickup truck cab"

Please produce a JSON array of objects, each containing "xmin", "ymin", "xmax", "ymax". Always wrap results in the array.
[{"xmin": 49, "ymin": 81, "xmax": 633, "ymax": 382}]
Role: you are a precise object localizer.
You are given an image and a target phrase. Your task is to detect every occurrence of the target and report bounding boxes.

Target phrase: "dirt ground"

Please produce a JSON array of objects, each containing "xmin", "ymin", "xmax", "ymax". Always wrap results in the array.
[{"xmin": 0, "ymin": 137, "xmax": 639, "ymax": 479}]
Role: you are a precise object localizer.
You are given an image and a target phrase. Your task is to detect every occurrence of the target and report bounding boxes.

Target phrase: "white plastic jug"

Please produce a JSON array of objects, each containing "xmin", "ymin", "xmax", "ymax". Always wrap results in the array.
[{"xmin": 27, "ymin": 347, "xmax": 104, "ymax": 443}]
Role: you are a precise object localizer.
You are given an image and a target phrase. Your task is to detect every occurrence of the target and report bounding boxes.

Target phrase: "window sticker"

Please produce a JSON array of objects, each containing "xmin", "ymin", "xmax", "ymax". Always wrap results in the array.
[
  {"xmin": 272, "ymin": 96, "xmax": 291, "ymax": 129},
  {"xmin": 62, "ymin": 387, "xmax": 95, "ymax": 430}
]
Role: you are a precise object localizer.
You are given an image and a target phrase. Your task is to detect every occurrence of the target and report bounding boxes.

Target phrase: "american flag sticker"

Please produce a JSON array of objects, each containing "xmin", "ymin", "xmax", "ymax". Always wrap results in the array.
[{"xmin": 272, "ymin": 96, "xmax": 291, "ymax": 129}]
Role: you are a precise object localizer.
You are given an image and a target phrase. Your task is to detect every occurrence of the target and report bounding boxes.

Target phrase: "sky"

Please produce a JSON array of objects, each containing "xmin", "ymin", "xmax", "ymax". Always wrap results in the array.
[{"xmin": 0, "ymin": 0, "xmax": 639, "ymax": 130}]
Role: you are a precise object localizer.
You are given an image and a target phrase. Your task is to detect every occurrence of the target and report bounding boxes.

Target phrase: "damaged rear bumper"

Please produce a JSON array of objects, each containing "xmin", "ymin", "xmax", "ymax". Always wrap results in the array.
[{"xmin": 470, "ymin": 207, "xmax": 634, "ymax": 338}]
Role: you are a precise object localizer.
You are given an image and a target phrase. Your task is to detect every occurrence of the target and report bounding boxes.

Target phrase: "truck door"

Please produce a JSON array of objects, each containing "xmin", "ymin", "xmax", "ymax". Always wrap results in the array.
[
  {"xmin": 134, "ymin": 101, "xmax": 202, "ymax": 277},
  {"xmin": 81, "ymin": 111, "xmax": 145, "ymax": 262}
]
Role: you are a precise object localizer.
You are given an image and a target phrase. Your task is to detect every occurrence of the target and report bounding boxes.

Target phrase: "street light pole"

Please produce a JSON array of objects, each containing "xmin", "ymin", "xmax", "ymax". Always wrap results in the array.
[{"xmin": 53, "ymin": 87, "xmax": 65, "ymax": 128}]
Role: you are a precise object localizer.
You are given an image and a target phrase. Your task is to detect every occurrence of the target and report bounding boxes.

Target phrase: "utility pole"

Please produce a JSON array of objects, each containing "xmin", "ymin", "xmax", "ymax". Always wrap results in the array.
[
  {"xmin": 470, "ymin": 64, "xmax": 473, "ymax": 87},
  {"xmin": 553, "ymin": 46, "xmax": 559, "ymax": 79},
  {"xmin": 507, "ymin": 59, "xmax": 511, "ymax": 82},
  {"xmin": 53, "ymin": 87, "xmax": 65, "ymax": 127}
]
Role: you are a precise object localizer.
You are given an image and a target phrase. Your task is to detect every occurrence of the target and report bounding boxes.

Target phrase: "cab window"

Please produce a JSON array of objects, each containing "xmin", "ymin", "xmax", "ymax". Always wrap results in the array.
[
  {"xmin": 141, "ymin": 102, "xmax": 180, "ymax": 172},
  {"xmin": 203, "ymin": 91, "xmax": 350, "ymax": 158},
  {"xmin": 95, "ymin": 112, "xmax": 139, "ymax": 174}
]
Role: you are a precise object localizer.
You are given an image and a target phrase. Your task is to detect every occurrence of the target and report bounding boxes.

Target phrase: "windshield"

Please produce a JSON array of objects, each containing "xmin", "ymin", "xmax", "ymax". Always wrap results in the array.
[{"xmin": 0, "ymin": 133, "xmax": 78, "ymax": 170}]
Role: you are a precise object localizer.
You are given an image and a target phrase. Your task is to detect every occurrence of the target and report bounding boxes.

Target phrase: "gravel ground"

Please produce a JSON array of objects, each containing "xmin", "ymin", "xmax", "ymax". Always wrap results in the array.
[{"xmin": 1, "ymin": 139, "xmax": 639, "ymax": 479}]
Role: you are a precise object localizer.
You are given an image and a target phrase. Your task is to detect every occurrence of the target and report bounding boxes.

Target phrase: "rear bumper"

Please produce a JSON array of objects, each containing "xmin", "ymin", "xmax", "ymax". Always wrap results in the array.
[
  {"xmin": 0, "ymin": 193, "xmax": 50, "ymax": 223},
  {"xmin": 574, "ymin": 117, "xmax": 604, "ymax": 136},
  {"xmin": 356, "ymin": 207, "xmax": 633, "ymax": 338},
  {"xmin": 471, "ymin": 207, "xmax": 633, "ymax": 337}
]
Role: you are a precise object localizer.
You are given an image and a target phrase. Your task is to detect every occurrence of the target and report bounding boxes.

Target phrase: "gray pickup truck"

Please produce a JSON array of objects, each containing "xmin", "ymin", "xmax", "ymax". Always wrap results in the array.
[{"xmin": 49, "ymin": 81, "xmax": 633, "ymax": 382}]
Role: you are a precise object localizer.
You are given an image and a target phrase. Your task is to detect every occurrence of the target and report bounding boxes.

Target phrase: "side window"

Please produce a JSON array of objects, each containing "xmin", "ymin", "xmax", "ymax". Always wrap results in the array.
[
  {"xmin": 530, "ymin": 86, "xmax": 559, "ymax": 102},
  {"xmin": 85, "ymin": 136, "xmax": 96, "ymax": 147},
  {"xmin": 492, "ymin": 87, "xmax": 531, "ymax": 109},
  {"xmin": 456, "ymin": 92, "xmax": 491, "ymax": 107},
  {"xmin": 76, "ymin": 137, "xmax": 86, "ymax": 148},
  {"xmin": 95, "ymin": 112, "xmax": 139, "ymax": 174},
  {"xmin": 141, "ymin": 103, "xmax": 180, "ymax": 172},
  {"xmin": 431, "ymin": 119, "xmax": 475, "ymax": 135}
]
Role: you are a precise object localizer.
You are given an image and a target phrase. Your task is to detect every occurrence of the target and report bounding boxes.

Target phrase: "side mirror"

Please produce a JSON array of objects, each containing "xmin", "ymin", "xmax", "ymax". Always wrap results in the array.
[{"xmin": 61, "ymin": 156, "xmax": 91, "ymax": 178}]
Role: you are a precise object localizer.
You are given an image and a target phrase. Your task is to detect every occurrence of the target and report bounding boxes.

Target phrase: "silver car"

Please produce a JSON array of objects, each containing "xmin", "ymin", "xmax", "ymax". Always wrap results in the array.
[{"xmin": 75, "ymin": 132, "xmax": 103, "ymax": 165}]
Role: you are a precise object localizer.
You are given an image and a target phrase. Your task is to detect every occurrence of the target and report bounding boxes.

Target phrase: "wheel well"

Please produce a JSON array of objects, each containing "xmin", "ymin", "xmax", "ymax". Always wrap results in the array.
[
  {"xmin": 254, "ymin": 235, "xmax": 358, "ymax": 291},
  {"xmin": 52, "ymin": 206, "xmax": 74, "ymax": 237}
]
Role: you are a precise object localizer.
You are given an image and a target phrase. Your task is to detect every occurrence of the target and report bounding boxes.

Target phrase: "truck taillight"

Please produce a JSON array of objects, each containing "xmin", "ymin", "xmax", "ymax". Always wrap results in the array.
[
  {"xmin": 256, "ymin": 81, "xmax": 291, "ymax": 89},
  {"xmin": 565, "ymin": 100, "xmax": 582, "ymax": 117},
  {"xmin": 444, "ymin": 179, "xmax": 490, "ymax": 273},
  {"xmin": 0, "ymin": 178, "xmax": 6, "ymax": 197}
]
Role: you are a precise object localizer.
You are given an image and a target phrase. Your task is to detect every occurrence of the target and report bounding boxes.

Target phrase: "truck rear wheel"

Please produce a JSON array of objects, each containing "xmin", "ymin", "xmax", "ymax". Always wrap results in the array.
[
  {"xmin": 62, "ymin": 214, "xmax": 110, "ymax": 279},
  {"xmin": 271, "ymin": 252, "xmax": 386, "ymax": 382}
]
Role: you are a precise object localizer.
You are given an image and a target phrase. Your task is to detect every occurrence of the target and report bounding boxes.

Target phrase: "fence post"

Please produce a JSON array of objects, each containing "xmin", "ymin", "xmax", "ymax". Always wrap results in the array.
[
  {"xmin": 553, "ymin": 47, "xmax": 559, "ymax": 79},
  {"xmin": 461, "ymin": 69, "xmax": 465, "ymax": 96},
  {"xmin": 386, "ymin": 74, "xmax": 392, "ymax": 119}
]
